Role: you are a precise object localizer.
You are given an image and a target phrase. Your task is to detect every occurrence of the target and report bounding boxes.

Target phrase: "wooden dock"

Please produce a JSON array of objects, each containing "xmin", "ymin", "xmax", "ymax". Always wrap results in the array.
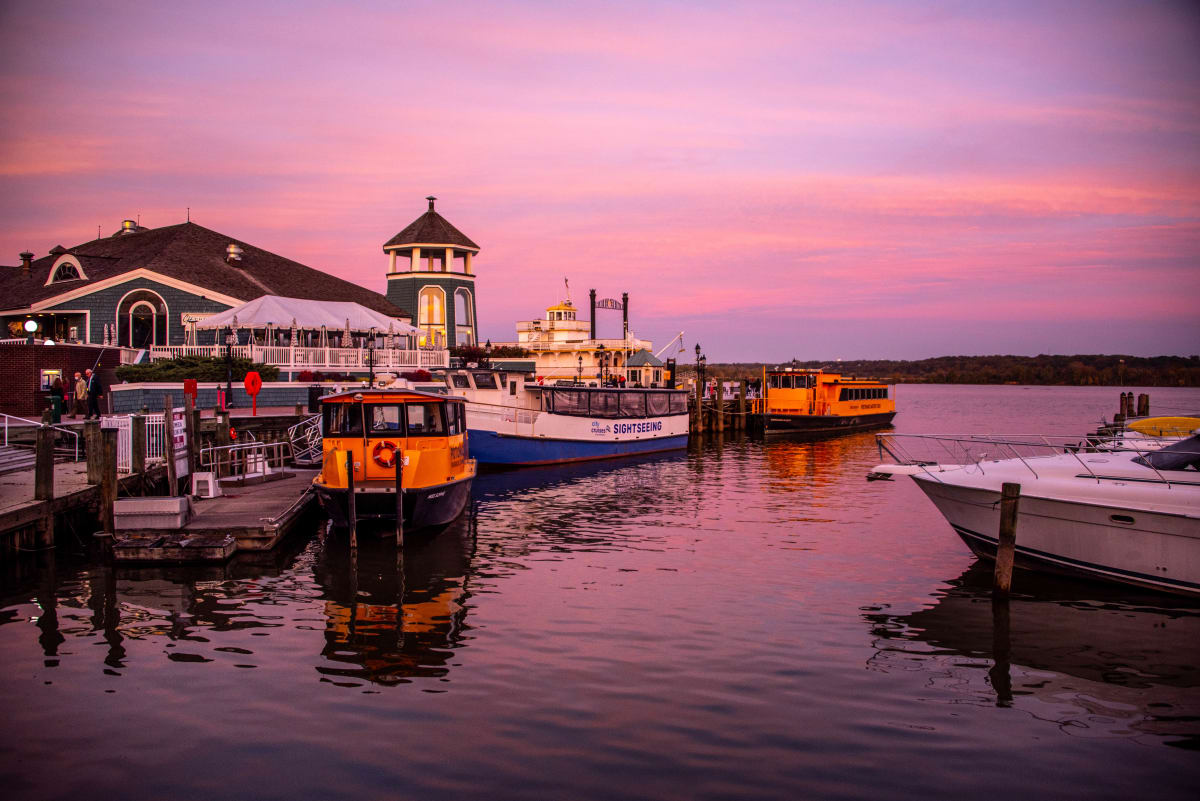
[{"xmin": 112, "ymin": 469, "xmax": 320, "ymax": 563}]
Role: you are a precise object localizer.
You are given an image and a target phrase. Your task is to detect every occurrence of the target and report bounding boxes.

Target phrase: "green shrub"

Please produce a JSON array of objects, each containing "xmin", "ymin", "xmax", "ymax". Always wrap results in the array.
[{"xmin": 116, "ymin": 355, "xmax": 280, "ymax": 383}]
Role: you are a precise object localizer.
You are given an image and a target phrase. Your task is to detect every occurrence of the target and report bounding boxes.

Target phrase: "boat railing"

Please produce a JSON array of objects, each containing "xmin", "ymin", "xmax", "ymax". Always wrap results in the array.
[
  {"xmin": 466, "ymin": 401, "xmax": 540, "ymax": 433},
  {"xmin": 876, "ymin": 432, "xmax": 1198, "ymax": 487},
  {"xmin": 200, "ymin": 440, "xmax": 293, "ymax": 480}
]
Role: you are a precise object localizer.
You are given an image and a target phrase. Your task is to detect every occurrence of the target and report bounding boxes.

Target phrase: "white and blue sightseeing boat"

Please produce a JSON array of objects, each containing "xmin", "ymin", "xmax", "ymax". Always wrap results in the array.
[{"xmin": 442, "ymin": 368, "xmax": 689, "ymax": 466}]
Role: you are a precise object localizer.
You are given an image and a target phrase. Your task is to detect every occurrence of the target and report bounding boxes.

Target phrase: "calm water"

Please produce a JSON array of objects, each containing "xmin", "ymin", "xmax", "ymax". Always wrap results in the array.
[{"xmin": 2, "ymin": 384, "xmax": 1199, "ymax": 800}]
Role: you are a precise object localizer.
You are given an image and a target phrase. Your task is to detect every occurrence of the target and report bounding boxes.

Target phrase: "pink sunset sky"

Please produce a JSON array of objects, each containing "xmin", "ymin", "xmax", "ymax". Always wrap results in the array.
[{"xmin": 1, "ymin": 0, "xmax": 1197, "ymax": 361}]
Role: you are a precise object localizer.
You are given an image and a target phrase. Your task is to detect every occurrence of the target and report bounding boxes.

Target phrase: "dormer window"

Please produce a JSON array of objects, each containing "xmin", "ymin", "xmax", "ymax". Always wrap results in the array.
[
  {"xmin": 52, "ymin": 263, "xmax": 80, "ymax": 282},
  {"xmin": 45, "ymin": 255, "xmax": 88, "ymax": 286}
]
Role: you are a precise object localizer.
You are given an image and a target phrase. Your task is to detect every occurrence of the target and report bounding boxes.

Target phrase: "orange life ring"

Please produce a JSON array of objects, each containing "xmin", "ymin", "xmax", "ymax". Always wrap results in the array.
[{"xmin": 372, "ymin": 440, "xmax": 398, "ymax": 468}]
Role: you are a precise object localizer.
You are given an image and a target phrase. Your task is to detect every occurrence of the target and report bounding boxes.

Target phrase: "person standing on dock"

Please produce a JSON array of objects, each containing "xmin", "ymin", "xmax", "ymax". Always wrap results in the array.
[
  {"xmin": 72, "ymin": 372, "xmax": 87, "ymax": 419},
  {"xmin": 48, "ymin": 377, "xmax": 64, "ymax": 423},
  {"xmin": 85, "ymin": 368, "xmax": 103, "ymax": 420}
]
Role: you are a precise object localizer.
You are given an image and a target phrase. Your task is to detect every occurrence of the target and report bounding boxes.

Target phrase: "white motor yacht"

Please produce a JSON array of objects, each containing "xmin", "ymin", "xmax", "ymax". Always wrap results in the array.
[{"xmin": 871, "ymin": 434, "xmax": 1200, "ymax": 595}]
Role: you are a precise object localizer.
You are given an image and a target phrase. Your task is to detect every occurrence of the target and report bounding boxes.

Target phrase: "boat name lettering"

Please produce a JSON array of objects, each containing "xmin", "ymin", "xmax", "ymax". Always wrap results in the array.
[{"xmin": 613, "ymin": 421, "xmax": 663, "ymax": 434}]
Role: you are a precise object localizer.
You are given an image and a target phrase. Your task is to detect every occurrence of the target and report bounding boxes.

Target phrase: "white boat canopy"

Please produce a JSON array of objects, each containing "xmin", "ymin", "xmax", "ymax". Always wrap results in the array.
[{"xmin": 197, "ymin": 295, "xmax": 417, "ymax": 333}]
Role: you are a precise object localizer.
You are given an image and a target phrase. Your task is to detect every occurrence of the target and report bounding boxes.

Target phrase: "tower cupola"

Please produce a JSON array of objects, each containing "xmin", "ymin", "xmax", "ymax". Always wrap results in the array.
[{"xmin": 384, "ymin": 197, "xmax": 480, "ymax": 347}]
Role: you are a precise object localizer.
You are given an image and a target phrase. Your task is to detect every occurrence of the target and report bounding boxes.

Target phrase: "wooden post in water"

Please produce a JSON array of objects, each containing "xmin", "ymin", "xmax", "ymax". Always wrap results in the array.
[
  {"xmin": 738, "ymin": 380, "xmax": 747, "ymax": 432},
  {"xmin": 184, "ymin": 395, "xmax": 197, "ymax": 479},
  {"xmin": 993, "ymin": 482, "xmax": 1021, "ymax": 597},
  {"xmin": 131, "ymin": 415, "xmax": 146, "ymax": 496},
  {"xmin": 162, "ymin": 395, "xmax": 177, "ymax": 496},
  {"xmin": 100, "ymin": 428, "xmax": 118, "ymax": 534},
  {"xmin": 35, "ymin": 425, "xmax": 55, "ymax": 547},
  {"xmin": 1137, "ymin": 393, "xmax": 1149, "ymax": 417},
  {"xmin": 693, "ymin": 380, "xmax": 703, "ymax": 433},
  {"xmin": 716, "ymin": 383, "xmax": 725, "ymax": 433},
  {"xmin": 394, "ymin": 450, "xmax": 404, "ymax": 547},
  {"xmin": 85, "ymin": 420, "xmax": 102, "ymax": 484},
  {"xmin": 345, "ymin": 449, "xmax": 357, "ymax": 551}
]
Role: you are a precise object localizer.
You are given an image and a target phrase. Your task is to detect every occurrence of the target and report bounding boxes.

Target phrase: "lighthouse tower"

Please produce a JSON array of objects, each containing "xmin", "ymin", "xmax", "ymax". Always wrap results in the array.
[{"xmin": 384, "ymin": 197, "xmax": 480, "ymax": 347}]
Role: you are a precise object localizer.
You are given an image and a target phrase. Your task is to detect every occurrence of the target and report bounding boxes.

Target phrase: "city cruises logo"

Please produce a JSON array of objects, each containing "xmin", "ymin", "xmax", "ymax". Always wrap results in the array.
[{"xmin": 590, "ymin": 421, "xmax": 611, "ymax": 436}]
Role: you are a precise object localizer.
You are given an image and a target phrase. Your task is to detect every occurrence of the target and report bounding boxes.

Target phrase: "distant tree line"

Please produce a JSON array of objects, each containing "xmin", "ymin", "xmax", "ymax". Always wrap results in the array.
[{"xmin": 688, "ymin": 354, "xmax": 1200, "ymax": 387}]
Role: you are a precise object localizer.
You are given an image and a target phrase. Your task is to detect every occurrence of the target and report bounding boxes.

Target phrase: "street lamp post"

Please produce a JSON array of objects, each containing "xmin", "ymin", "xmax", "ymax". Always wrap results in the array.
[
  {"xmin": 577, "ymin": 353, "xmax": 583, "ymax": 384},
  {"xmin": 367, "ymin": 337, "xmax": 376, "ymax": 387},
  {"xmin": 225, "ymin": 327, "xmax": 235, "ymax": 408},
  {"xmin": 699, "ymin": 354, "xmax": 707, "ymax": 397},
  {"xmin": 596, "ymin": 344, "xmax": 606, "ymax": 385}
]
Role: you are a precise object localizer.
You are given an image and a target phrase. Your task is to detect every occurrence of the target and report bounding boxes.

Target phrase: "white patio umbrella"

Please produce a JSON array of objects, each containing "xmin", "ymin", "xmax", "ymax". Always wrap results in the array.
[
  {"xmin": 386, "ymin": 322, "xmax": 396, "ymax": 349},
  {"xmin": 340, "ymin": 318, "xmax": 352, "ymax": 348},
  {"xmin": 290, "ymin": 317, "xmax": 298, "ymax": 347},
  {"xmin": 319, "ymin": 324, "xmax": 328, "ymax": 348}
]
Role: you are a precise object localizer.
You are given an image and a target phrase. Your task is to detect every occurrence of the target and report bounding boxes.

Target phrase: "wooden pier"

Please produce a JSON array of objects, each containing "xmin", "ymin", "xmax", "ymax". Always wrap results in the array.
[
  {"xmin": 688, "ymin": 379, "xmax": 763, "ymax": 435},
  {"xmin": 112, "ymin": 468, "xmax": 319, "ymax": 563}
]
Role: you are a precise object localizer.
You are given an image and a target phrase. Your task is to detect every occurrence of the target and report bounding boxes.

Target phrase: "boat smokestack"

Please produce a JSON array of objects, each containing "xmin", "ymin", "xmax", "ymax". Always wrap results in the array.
[{"xmin": 590, "ymin": 288, "xmax": 596, "ymax": 340}]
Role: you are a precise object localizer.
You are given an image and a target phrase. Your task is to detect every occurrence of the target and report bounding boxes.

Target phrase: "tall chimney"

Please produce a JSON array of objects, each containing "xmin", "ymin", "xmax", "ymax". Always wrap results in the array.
[
  {"xmin": 589, "ymin": 289, "xmax": 597, "ymax": 340},
  {"xmin": 19, "ymin": 251, "xmax": 33, "ymax": 276}
]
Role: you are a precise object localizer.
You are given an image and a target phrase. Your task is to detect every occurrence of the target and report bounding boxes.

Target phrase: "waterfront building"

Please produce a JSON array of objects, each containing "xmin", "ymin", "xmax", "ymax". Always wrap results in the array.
[
  {"xmin": 383, "ymin": 197, "xmax": 479, "ymax": 348},
  {"xmin": 497, "ymin": 292, "xmax": 667, "ymax": 387},
  {"xmin": 0, "ymin": 219, "xmax": 409, "ymax": 348}
]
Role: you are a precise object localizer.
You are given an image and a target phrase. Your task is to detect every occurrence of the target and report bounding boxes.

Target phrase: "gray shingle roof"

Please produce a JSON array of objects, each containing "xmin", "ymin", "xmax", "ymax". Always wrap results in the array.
[
  {"xmin": 0, "ymin": 222, "xmax": 409, "ymax": 318},
  {"xmin": 383, "ymin": 199, "xmax": 479, "ymax": 251}
]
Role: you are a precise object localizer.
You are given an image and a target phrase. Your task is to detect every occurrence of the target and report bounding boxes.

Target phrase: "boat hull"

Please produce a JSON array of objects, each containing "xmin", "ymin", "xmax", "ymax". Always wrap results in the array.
[
  {"xmin": 765, "ymin": 411, "xmax": 896, "ymax": 436},
  {"xmin": 467, "ymin": 429, "xmax": 688, "ymax": 466},
  {"xmin": 913, "ymin": 475, "xmax": 1200, "ymax": 596},
  {"xmin": 314, "ymin": 476, "xmax": 473, "ymax": 532}
]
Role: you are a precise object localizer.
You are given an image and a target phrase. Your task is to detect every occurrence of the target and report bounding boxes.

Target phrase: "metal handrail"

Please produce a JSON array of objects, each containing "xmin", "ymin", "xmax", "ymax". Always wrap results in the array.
[
  {"xmin": 1, "ymin": 413, "xmax": 80, "ymax": 461},
  {"xmin": 200, "ymin": 440, "xmax": 293, "ymax": 479}
]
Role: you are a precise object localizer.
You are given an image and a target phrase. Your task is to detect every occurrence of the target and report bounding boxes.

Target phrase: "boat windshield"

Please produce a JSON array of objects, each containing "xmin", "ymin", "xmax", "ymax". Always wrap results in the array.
[
  {"xmin": 324, "ymin": 402, "xmax": 363, "ymax": 436},
  {"xmin": 406, "ymin": 402, "xmax": 446, "ymax": 436},
  {"xmin": 366, "ymin": 404, "xmax": 404, "ymax": 437}
]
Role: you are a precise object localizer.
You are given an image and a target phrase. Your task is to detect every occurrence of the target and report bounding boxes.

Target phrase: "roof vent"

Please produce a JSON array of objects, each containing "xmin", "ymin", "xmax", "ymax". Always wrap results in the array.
[
  {"xmin": 19, "ymin": 251, "xmax": 33, "ymax": 276},
  {"xmin": 120, "ymin": 219, "xmax": 138, "ymax": 234},
  {"xmin": 226, "ymin": 244, "xmax": 244, "ymax": 265}
]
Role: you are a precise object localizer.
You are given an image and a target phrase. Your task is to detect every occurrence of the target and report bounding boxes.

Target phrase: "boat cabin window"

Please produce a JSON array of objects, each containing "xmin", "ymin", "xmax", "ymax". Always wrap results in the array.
[
  {"xmin": 406, "ymin": 402, "xmax": 446, "ymax": 436},
  {"xmin": 769, "ymin": 375, "xmax": 780, "ymax": 389},
  {"xmin": 450, "ymin": 373, "xmax": 471, "ymax": 389},
  {"xmin": 366, "ymin": 404, "xmax": 404, "ymax": 436},
  {"xmin": 591, "ymin": 391, "xmax": 620, "ymax": 418},
  {"xmin": 619, "ymin": 393, "xmax": 646, "ymax": 418},
  {"xmin": 445, "ymin": 402, "xmax": 464, "ymax": 435},
  {"xmin": 669, "ymin": 392, "xmax": 687, "ymax": 415},
  {"xmin": 324, "ymin": 402, "xmax": 363, "ymax": 436},
  {"xmin": 471, "ymin": 372, "xmax": 498, "ymax": 390},
  {"xmin": 647, "ymin": 392, "xmax": 671, "ymax": 416},
  {"xmin": 547, "ymin": 389, "xmax": 588, "ymax": 415}
]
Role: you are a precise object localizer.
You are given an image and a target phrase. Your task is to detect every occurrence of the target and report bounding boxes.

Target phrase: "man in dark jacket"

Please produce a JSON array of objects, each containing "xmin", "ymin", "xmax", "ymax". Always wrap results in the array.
[{"xmin": 85, "ymin": 368, "xmax": 104, "ymax": 419}]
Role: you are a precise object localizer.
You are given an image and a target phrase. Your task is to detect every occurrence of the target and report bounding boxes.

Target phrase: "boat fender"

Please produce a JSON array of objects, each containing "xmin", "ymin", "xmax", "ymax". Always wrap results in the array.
[{"xmin": 373, "ymin": 440, "xmax": 399, "ymax": 468}]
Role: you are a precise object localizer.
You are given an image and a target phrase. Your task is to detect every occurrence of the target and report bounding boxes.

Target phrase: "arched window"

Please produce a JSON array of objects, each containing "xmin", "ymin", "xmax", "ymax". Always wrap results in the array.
[
  {"xmin": 52, "ymin": 263, "xmax": 80, "ymax": 282},
  {"xmin": 418, "ymin": 286, "xmax": 446, "ymax": 348},
  {"xmin": 454, "ymin": 288, "xmax": 474, "ymax": 346},
  {"xmin": 116, "ymin": 289, "xmax": 168, "ymax": 348}
]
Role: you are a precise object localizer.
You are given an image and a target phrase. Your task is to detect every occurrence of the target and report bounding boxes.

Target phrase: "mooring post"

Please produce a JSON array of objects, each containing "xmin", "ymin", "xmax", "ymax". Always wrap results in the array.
[
  {"xmin": 100, "ymin": 427, "xmax": 118, "ymax": 534},
  {"xmin": 693, "ymin": 380, "xmax": 703, "ymax": 433},
  {"xmin": 394, "ymin": 450, "xmax": 404, "ymax": 547},
  {"xmin": 184, "ymin": 395, "xmax": 198, "ymax": 479},
  {"xmin": 716, "ymin": 383, "xmax": 725, "ymax": 433},
  {"xmin": 35, "ymin": 425, "xmax": 55, "ymax": 547},
  {"xmin": 1136, "ymin": 393, "xmax": 1149, "ymax": 417},
  {"xmin": 993, "ymin": 482, "xmax": 1021, "ymax": 597},
  {"xmin": 131, "ymin": 414, "xmax": 146, "ymax": 495},
  {"xmin": 163, "ymin": 395, "xmax": 177, "ymax": 496},
  {"xmin": 346, "ymin": 449, "xmax": 357, "ymax": 551},
  {"xmin": 85, "ymin": 420, "xmax": 102, "ymax": 484},
  {"xmin": 738, "ymin": 380, "xmax": 747, "ymax": 431}
]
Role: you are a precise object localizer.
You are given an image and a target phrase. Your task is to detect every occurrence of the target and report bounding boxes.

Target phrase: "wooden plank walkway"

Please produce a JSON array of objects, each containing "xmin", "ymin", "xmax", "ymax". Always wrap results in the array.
[{"xmin": 113, "ymin": 469, "xmax": 319, "ymax": 563}]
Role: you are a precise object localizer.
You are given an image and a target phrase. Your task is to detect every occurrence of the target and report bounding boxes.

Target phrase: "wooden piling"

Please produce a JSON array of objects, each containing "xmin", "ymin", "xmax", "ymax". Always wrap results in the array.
[
  {"xmin": 162, "ymin": 395, "xmax": 177, "ymax": 496},
  {"xmin": 100, "ymin": 428, "xmax": 118, "ymax": 534},
  {"xmin": 131, "ymin": 415, "xmax": 146, "ymax": 495},
  {"xmin": 394, "ymin": 450, "xmax": 404, "ymax": 547},
  {"xmin": 345, "ymin": 449, "xmax": 357, "ymax": 551},
  {"xmin": 716, "ymin": 385, "xmax": 725, "ymax": 433},
  {"xmin": 1137, "ymin": 393, "xmax": 1149, "ymax": 417},
  {"xmin": 693, "ymin": 380, "xmax": 703, "ymax": 433},
  {"xmin": 35, "ymin": 425, "xmax": 55, "ymax": 501},
  {"xmin": 738, "ymin": 380, "xmax": 747, "ymax": 431},
  {"xmin": 85, "ymin": 420, "xmax": 102, "ymax": 484},
  {"xmin": 184, "ymin": 395, "xmax": 197, "ymax": 479},
  {"xmin": 993, "ymin": 482, "xmax": 1021, "ymax": 597}
]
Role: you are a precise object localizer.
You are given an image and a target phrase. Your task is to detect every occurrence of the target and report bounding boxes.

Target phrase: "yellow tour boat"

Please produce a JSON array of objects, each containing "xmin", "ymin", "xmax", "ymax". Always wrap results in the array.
[
  {"xmin": 756, "ymin": 367, "xmax": 896, "ymax": 436},
  {"xmin": 312, "ymin": 388, "xmax": 476, "ymax": 530}
]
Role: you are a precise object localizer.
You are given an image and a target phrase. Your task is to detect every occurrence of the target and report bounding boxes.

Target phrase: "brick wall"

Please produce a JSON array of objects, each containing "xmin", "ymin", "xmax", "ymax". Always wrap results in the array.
[{"xmin": 0, "ymin": 343, "xmax": 121, "ymax": 418}]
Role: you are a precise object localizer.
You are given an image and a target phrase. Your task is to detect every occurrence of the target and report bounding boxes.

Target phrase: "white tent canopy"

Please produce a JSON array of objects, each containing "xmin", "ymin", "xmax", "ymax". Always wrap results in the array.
[{"xmin": 198, "ymin": 295, "xmax": 416, "ymax": 334}]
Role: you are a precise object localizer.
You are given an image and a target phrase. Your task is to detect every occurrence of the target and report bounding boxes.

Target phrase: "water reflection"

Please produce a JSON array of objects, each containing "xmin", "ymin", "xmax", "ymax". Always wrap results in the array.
[
  {"xmin": 865, "ymin": 564, "xmax": 1200, "ymax": 746},
  {"xmin": 312, "ymin": 513, "xmax": 477, "ymax": 687}
]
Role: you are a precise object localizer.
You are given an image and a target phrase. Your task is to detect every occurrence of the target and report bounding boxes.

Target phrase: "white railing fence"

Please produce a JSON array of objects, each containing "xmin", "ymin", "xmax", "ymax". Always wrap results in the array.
[
  {"xmin": 100, "ymin": 412, "xmax": 168, "ymax": 472},
  {"xmin": 147, "ymin": 344, "xmax": 449, "ymax": 370}
]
